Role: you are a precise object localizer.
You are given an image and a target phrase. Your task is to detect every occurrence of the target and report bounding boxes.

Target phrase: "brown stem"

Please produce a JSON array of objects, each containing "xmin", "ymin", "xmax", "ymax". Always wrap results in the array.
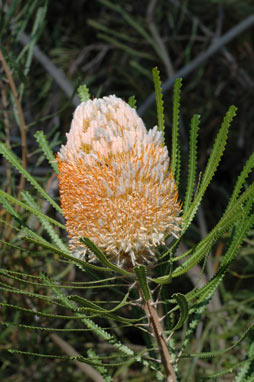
[
  {"xmin": 138, "ymin": 287, "xmax": 177, "ymax": 382},
  {"xmin": 1, "ymin": 79, "xmax": 13, "ymax": 238},
  {"xmin": 0, "ymin": 49, "xmax": 27, "ymax": 195},
  {"xmin": 50, "ymin": 333, "xmax": 104, "ymax": 382}
]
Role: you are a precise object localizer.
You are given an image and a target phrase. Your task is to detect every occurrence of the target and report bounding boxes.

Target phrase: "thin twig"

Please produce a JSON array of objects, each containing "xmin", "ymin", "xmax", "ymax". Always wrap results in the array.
[
  {"xmin": 138, "ymin": 14, "xmax": 254, "ymax": 116},
  {"xmin": 18, "ymin": 32, "xmax": 80, "ymax": 107},
  {"xmin": 137, "ymin": 284, "xmax": 177, "ymax": 382},
  {"xmin": 0, "ymin": 0, "xmax": 79, "ymax": 107},
  {"xmin": 69, "ymin": 44, "xmax": 109, "ymax": 76},
  {"xmin": 1, "ymin": 79, "xmax": 12, "ymax": 238},
  {"xmin": 169, "ymin": 0, "xmax": 253, "ymax": 89},
  {"xmin": 147, "ymin": 0, "xmax": 174, "ymax": 78},
  {"xmin": 50, "ymin": 333, "xmax": 104, "ymax": 382},
  {"xmin": 197, "ymin": 207, "xmax": 225, "ymax": 351},
  {"xmin": 0, "ymin": 49, "xmax": 27, "ymax": 194}
]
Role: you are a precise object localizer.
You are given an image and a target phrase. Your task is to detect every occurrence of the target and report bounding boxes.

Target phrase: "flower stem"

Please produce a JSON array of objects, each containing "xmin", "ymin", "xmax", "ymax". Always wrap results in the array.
[{"xmin": 138, "ymin": 286, "xmax": 177, "ymax": 382}]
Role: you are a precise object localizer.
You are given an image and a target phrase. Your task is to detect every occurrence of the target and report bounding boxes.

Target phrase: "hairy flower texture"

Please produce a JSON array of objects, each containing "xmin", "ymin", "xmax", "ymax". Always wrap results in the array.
[{"xmin": 57, "ymin": 95, "xmax": 182, "ymax": 269}]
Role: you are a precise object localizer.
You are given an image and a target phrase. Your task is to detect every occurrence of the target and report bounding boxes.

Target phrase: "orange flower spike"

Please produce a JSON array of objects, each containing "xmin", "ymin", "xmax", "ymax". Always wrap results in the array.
[{"xmin": 57, "ymin": 95, "xmax": 182, "ymax": 269}]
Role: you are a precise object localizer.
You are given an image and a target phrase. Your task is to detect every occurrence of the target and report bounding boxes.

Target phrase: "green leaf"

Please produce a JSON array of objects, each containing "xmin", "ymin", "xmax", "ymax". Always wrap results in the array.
[
  {"xmin": 151, "ymin": 273, "xmax": 172, "ymax": 285},
  {"xmin": 200, "ymin": 357, "xmax": 254, "ymax": 380},
  {"xmin": 225, "ymin": 152, "xmax": 254, "ymax": 214},
  {"xmin": 183, "ymin": 105, "xmax": 237, "ymax": 231},
  {"xmin": 182, "ymin": 325, "xmax": 254, "ymax": 360},
  {"xmin": 68, "ymin": 295, "xmax": 138, "ymax": 324},
  {"xmin": 97, "ymin": 33, "xmax": 153, "ymax": 59},
  {"xmin": 22, "ymin": 236, "xmax": 112, "ymax": 273},
  {"xmin": 80, "ymin": 237, "xmax": 131, "ymax": 276},
  {"xmin": 21, "ymin": 191, "xmax": 67, "ymax": 251},
  {"xmin": 171, "ymin": 78, "xmax": 182, "ymax": 179},
  {"xmin": 98, "ymin": 0, "xmax": 154, "ymax": 46},
  {"xmin": 235, "ymin": 342, "xmax": 254, "ymax": 381},
  {"xmin": 0, "ymin": 189, "xmax": 65, "ymax": 229},
  {"xmin": 34, "ymin": 130, "xmax": 59, "ymax": 173},
  {"xmin": 0, "ymin": 302, "xmax": 85, "ymax": 320},
  {"xmin": 88, "ymin": 18, "xmax": 138, "ymax": 43},
  {"xmin": 187, "ymin": 203, "xmax": 254, "ymax": 303},
  {"xmin": 171, "ymin": 293, "xmax": 189, "ymax": 330},
  {"xmin": 77, "ymin": 84, "xmax": 90, "ymax": 102},
  {"xmin": 42, "ymin": 275, "xmax": 135, "ymax": 357},
  {"xmin": 181, "ymin": 297, "xmax": 210, "ymax": 355},
  {"xmin": 87, "ymin": 349, "xmax": 113, "ymax": 382},
  {"xmin": 15, "ymin": 0, "xmax": 38, "ymax": 39},
  {"xmin": 173, "ymin": 183, "xmax": 254, "ymax": 278},
  {"xmin": 152, "ymin": 67, "xmax": 165, "ymax": 143},
  {"xmin": 0, "ymin": 192, "xmax": 63, "ymax": 247},
  {"xmin": 134, "ymin": 265, "xmax": 151, "ymax": 302},
  {"xmin": 183, "ymin": 114, "xmax": 200, "ymax": 215},
  {"xmin": 128, "ymin": 95, "xmax": 137, "ymax": 109},
  {"xmin": 69, "ymin": 290, "xmax": 130, "ymax": 313},
  {"xmin": 8, "ymin": 349, "xmax": 126, "ymax": 367},
  {"xmin": 0, "ymin": 143, "xmax": 62, "ymax": 214},
  {"xmin": 0, "ymin": 320, "xmax": 92, "ymax": 332}
]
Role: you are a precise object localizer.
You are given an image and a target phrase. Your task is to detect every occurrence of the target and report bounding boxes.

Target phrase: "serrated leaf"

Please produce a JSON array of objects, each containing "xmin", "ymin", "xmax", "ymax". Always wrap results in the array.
[
  {"xmin": 69, "ymin": 290, "xmax": 129, "ymax": 314},
  {"xmin": 225, "ymin": 152, "xmax": 254, "ymax": 214},
  {"xmin": 171, "ymin": 293, "xmax": 188, "ymax": 330},
  {"xmin": 173, "ymin": 183, "xmax": 254, "ymax": 278},
  {"xmin": 152, "ymin": 67, "xmax": 165, "ymax": 143},
  {"xmin": 134, "ymin": 265, "xmax": 151, "ymax": 302},
  {"xmin": 128, "ymin": 95, "xmax": 137, "ymax": 109},
  {"xmin": 34, "ymin": 130, "xmax": 59, "ymax": 173},
  {"xmin": 42, "ymin": 275, "xmax": 135, "ymax": 357},
  {"xmin": 234, "ymin": 342, "xmax": 254, "ymax": 382},
  {"xmin": 182, "ymin": 325, "xmax": 254, "ymax": 360},
  {"xmin": 22, "ymin": 236, "xmax": 112, "ymax": 273},
  {"xmin": 87, "ymin": 349, "xmax": 113, "ymax": 382},
  {"xmin": 77, "ymin": 84, "xmax": 90, "ymax": 102},
  {"xmin": 0, "ymin": 143, "xmax": 62, "ymax": 214},
  {"xmin": 8, "ymin": 348, "xmax": 125, "ymax": 367},
  {"xmin": 0, "ymin": 320, "xmax": 91, "ymax": 332},
  {"xmin": 80, "ymin": 237, "xmax": 131, "ymax": 276},
  {"xmin": 183, "ymin": 105, "xmax": 237, "ymax": 231},
  {"xmin": 183, "ymin": 114, "xmax": 200, "ymax": 214},
  {"xmin": 200, "ymin": 357, "xmax": 254, "ymax": 380},
  {"xmin": 21, "ymin": 191, "xmax": 67, "ymax": 251},
  {"xmin": 171, "ymin": 78, "xmax": 182, "ymax": 179},
  {"xmin": 0, "ymin": 189, "xmax": 65, "ymax": 229}
]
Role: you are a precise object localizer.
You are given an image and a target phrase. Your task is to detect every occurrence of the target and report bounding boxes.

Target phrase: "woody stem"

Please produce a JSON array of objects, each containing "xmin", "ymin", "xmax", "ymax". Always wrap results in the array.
[{"xmin": 138, "ymin": 286, "xmax": 177, "ymax": 382}]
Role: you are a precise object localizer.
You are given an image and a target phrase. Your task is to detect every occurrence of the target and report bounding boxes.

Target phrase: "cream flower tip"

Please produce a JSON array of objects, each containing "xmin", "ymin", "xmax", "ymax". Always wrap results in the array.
[{"xmin": 57, "ymin": 95, "xmax": 182, "ymax": 269}]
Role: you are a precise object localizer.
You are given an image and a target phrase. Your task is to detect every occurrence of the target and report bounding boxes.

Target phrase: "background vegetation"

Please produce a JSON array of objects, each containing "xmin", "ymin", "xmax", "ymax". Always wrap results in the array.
[{"xmin": 0, "ymin": 0, "xmax": 254, "ymax": 381}]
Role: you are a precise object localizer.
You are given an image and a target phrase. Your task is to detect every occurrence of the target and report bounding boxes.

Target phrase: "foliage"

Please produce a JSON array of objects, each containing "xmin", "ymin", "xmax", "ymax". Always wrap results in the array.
[
  {"xmin": 1, "ymin": 72, "xmax": 254, "ymax": 380},
  {"xmin": 1, "ymin": 1, "xmax": 254, "ymax": 381}
]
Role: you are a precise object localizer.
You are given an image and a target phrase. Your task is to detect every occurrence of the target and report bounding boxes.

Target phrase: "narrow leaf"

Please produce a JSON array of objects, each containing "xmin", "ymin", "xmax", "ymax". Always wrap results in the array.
[
  {"xmin": 183, "ymin": 114, "xmax": 200, "ymax": 214},
  {"xmin": 128, "ymin": 95, "xmax": 136, "ymax": 109},
  {"xmin": 182, "ymin": 325, "xmax": 254, "ymax": 359},
  {"xmin": 225, "ymin": 152, "xmax": 254, "ymax": 214},
  {"xmin": 134, "ymin": 265, "xmax": 151, "ymax": 302},
  {"xmin": 171, "ymin": 293, "xmax": 189, "ymax": 330},
  {"xmin": 152, "ymin": 67, "xmax": 165, "ymax": 142},
  {"xmin": 22, "ymin": 236, "xmax": 112, "ymax": 273},
  {"xmin": 77, "ymin": 84, "xmax": 90, "ymax": 102},
  {"xmin": 34, "ymin": 130, "xmax": 59, "ymax": 173},
  {"xmin": 21, "ymin": 191, "xmax": 67, "ymax": 251},
  {"xmin": 0, "ymin": 189, "xmax": 65, "ymax": 229},
  {"xmin": 171, "ymin": 78, "xmax": 182, "ymax": 178},
  {"xmin": 183, "ymin": 105, "xmax": 237, "ymax": 231},
  {"xmin": 80, "ymin": 237, "xmax": 131, "ymax": 276},
  {"xmin": 0, "ymin": 143, "xmax": 62, "ymax": 214}
]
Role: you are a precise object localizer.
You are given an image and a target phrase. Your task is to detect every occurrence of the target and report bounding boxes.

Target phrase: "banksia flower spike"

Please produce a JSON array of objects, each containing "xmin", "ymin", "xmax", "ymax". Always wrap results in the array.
[{"xmin": 57, "ymin": 95, "xmax": 182, "ymax": 269}]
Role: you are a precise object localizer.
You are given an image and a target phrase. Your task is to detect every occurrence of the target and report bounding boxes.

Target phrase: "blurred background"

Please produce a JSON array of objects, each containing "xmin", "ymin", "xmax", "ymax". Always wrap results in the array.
[{"xmin": 0, "ymin": 0, "xmax": 254, "ymax": 381}]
